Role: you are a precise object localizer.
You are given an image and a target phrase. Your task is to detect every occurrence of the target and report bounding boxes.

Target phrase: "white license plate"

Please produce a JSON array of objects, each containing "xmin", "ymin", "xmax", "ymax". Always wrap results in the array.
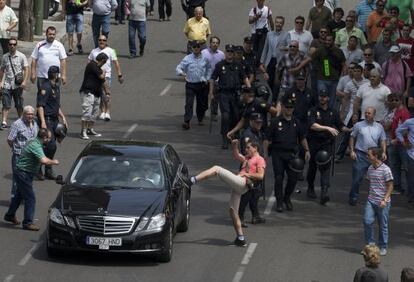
[{"xmin": 86, "ymin": 236, "xmax": 122, "ymax": 250}]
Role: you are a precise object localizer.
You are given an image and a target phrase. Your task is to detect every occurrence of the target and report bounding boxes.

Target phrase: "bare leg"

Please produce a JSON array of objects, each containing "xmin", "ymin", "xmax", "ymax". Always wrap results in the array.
[
  {"xmin": 68, "ymin": 33, "xmax": 74, "ymax": 50},
  {"xmin": 229, "ymin": 208, "xmax": 243, "ymax": 236},
  {"xmin": 2, "ymin": 108, "xmax": 10, "ymax": 124},
  {"xmin": 76, "ymin": 33, "xmax": 82, "ymax": 45}
]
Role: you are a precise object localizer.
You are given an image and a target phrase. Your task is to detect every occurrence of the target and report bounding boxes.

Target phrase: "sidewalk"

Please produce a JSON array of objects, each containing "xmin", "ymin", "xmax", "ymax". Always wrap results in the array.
[{"xmin": 7, "ymin": 0, "xmax": 92, "ymax": 57}]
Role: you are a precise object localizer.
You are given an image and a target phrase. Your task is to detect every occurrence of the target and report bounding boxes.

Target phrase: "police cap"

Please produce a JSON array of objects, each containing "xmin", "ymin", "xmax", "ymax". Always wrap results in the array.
[
  {"xmin": 281, "ymin": 93, "xmax": 296, "ymax": 107},
  {"xmin": 319, "ymin": 89, "xmax": 329, "ymax": 97},
  {"xmin": 225, "ymin": 44, "xmax": 235, "ymax": 52},
  {"xmin": 296, "ymin": 71, "xmax": 306, "ymax": 80},
  {"xmin": 250, "ymin": 113, "xmax": 264, "ymax": 122},
  {"xmin": 234, "ymin": 45, "xmax": 244, "ymax": 52},
  {"xmin": 244, "ymin": 36, "xmax": 253, "ymax": 43}
]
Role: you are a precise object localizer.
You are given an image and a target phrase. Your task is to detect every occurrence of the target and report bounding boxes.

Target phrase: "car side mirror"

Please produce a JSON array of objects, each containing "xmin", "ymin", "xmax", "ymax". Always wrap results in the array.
[{"xmin": 56, "ymin": 175, "xmax": 65, "ymax": 185}]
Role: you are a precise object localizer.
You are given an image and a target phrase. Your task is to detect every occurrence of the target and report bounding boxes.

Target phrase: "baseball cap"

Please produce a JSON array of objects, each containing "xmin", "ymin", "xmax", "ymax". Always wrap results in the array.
[{"xmin": 389, "ymin": 45, "xmax": 401, "ymax": 53}]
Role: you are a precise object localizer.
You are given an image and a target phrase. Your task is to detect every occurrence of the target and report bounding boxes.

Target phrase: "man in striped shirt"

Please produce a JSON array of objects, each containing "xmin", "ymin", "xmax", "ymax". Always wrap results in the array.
[{"xmin": 364, "ymin": 147, "xmax": 393, "ymax": 256}]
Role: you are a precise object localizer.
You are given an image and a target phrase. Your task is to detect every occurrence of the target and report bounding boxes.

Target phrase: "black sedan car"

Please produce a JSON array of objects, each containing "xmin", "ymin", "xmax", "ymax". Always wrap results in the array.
[{"xmin": 47, "ymin": 140, "xmax": 191, "ymax": 262}]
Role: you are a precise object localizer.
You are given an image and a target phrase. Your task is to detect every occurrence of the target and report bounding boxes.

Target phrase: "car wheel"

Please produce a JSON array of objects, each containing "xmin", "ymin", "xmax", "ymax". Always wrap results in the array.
[
  {"xmin": 156, "ymin": 223, "xmax": 173, "ymax": 263},
  {"xmin": 177, "ymin": 195, "xmax": 190, "ymax": 232}
]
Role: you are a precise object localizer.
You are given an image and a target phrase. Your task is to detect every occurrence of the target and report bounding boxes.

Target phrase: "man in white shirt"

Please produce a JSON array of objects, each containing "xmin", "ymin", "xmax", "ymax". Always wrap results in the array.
[
  {"xmin": 128, "ymin": 0, "xmax": 150, "ymax": 58},
  {"xmin": 288, "ymin": 15, "xmax": 313, "ymax": 55},
  {"xmin": 353, "ymin": 69, "xmax": 391, "ymax": 122},
  {"xmin": 30, "ymin": 26, "xmax": 67, "ymax": 90},
  {"xmin": 248, "ymin": 0, "xmax": 274, "ymax": 57},
  {"xmin": 0, "ymin": 0, "xmax": 18, "ymax": 54},
  {"xmin": 88, "ymin": 35, "xmax": 124, "ymax": 121}
]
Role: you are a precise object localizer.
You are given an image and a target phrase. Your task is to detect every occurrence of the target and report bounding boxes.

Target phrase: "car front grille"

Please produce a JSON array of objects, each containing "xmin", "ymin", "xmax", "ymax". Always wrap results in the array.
[{"xmin": 77, "ymin": 216, "xmax": 136, "ymax": 235}]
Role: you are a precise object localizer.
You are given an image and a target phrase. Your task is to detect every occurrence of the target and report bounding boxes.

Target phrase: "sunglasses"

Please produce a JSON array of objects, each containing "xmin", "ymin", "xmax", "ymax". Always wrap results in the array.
[
  {"xmin": 295, "ymin": 21, "xmax": 304, "ymax": 24},
  {"xmin": 193, "ymin": 44, "xmax": 201, "ymax": 48},
  {"xmin": 8, "ymin": 43, "xmax": 16, "ymax": 46}
]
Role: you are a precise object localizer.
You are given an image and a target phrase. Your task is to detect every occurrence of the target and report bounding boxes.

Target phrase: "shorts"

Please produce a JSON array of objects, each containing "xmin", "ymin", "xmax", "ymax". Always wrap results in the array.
[
  {"xmin": 215, "ymin": 166, "xmax": 248, "ymax": 212},
  {"xmin": 66, "ymin": 14, "xmax": 84, "ymax": 34},
  {"xmin": 2, "ymin": 88, "xmax": 23, "ymax": 110},
  {"xmin": 80, "ymin": 92, "xmax": 100, "ymax": 122}
]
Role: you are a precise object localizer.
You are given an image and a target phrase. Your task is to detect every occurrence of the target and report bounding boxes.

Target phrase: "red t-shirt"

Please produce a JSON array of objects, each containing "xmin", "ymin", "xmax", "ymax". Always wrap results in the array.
[
  {"xmin": 239, "ymin": 155, "xmax": 266, "ymax": 176},
  {"xmin": 397, "ymin": 37, "xmax": 414, "ymax": 72},
  {"xmin": 391, "ymin": 107, "xmax": 411, "ymax": 141}
]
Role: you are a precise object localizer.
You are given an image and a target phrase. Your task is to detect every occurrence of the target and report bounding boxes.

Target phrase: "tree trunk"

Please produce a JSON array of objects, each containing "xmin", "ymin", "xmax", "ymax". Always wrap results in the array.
[{"xmin": 18, "ymin": 0, "xmax": 34, "ymax": 41}]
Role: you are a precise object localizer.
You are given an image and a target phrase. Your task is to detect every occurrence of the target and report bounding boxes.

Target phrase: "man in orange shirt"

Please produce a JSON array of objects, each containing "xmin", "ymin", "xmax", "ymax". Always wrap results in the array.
[{"xmin": 366, "ymin": 0, "xmax": 387, "ymax": 43}]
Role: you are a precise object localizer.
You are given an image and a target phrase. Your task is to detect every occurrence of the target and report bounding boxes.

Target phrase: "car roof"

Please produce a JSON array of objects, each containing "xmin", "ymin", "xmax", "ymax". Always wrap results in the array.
[{"xmin": 79, "ymin": 140, "xmax": 167, "ymax": 159}]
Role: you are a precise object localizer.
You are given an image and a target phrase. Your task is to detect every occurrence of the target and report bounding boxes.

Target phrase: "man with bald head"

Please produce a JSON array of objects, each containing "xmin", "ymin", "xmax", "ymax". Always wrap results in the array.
[
  {"xmin": 353, "ymin": 69, "xmax": 391, "ymax": 122},
  {"xmin": 348, "ymin": 107, "xmax": 387, "ymax": 206}
]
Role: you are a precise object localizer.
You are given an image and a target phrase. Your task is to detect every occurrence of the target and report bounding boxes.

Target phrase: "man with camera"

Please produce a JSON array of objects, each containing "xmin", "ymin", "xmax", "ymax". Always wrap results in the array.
[{"xmin": 0, "ymin": 37, "xmax": 29, "ymax": 130}]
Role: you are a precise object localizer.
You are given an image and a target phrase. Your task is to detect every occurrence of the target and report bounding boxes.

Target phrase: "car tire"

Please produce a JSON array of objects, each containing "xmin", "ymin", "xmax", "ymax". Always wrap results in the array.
[
  {"xmin": 156, "ymin": 223, "xmax": 173, "ymax": 263},
  {"xmin": 177, "ymin": 194, "xmax": 190, "ymax": 232}
]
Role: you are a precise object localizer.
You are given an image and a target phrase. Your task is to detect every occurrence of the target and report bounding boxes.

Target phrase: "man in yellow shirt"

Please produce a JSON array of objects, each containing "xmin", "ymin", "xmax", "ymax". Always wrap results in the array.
[{"xmin": 183, "ymin": 6, "xmax": 211, "ymax": 53}]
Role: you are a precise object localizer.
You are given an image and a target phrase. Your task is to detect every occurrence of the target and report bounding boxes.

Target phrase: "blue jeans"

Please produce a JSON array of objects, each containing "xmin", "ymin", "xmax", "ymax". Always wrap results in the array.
[
  {"xmin": 407, "ymin": 157, "xmax": 414, "ymax": 201},
  {"xmin": 92, "ymin": 14, "xmax": 111, "ymax": 48},
  {"xmin": 5, "ymin": 169, "xmax": 36, "ymax": 226},
  {"xmin": 363, "ymin": 200, "xmax": 390, "ymax": 249},
  {"xmin": 388, "ymin": 144, "xmax": 408, "ymax": 191},
  {"xmin": 317, "ymin": 80, "xmax": 339, "ymax": 110},
  {"xmin": 128, "ymin": 20, "xmax": 146, "ymax": 56},
  {"xmin": 350, "ymin": 150, "xmax": 371, "ymax": 201}
]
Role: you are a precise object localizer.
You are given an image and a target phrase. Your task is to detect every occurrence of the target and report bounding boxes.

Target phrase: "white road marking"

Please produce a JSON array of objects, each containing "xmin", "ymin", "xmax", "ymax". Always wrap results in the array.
[
  {"xmin": 123, "ymin": 123, "xmax": 138, "ymax": 139},
  {"xmin": 241, "ymin": 242, "xmax": 257, "ymax": 265},
  {"xmin": 231, "ymin": 243, "xmax": 258, "ymax": 282},
  {"xmin": 4, "ymin": 275, "xmax": 14, "ymax": 282},
  {"xmin": 18, "ymin": 242, "xmax": 41, "ymax": 266},
  {"xmin": 264, "ymin": 191, "xmax": 275, "ymax": 215},
  {"xmin": 159, "ymin": 83, "xmax": 172, "ymax": 96}
]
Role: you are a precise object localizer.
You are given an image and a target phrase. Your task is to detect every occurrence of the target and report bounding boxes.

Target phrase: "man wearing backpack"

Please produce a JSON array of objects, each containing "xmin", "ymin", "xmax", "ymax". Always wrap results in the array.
[{"xmin": 382, "ymin": 45, "xmax": 412, "ymax": 97}]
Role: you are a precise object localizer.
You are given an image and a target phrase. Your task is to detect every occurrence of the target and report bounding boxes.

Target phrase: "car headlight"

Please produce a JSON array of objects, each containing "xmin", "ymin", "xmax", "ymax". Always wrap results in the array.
[
  {"xmin": 136, "ymin": 213, "xmax": 166, "ymax": 232},
  {"xmin": 147, "ymin": 213, "xmax": 166, "ymax": 231},
  {"xmin": 49, "ymin": 208, "xmax": 65, "ymax": 225}
]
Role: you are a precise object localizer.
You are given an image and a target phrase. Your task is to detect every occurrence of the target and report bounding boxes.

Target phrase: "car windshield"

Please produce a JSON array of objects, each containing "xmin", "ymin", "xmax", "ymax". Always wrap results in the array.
[{"xmin": 69, "ymin": 156, "xmax": 165, "ymax": 189}]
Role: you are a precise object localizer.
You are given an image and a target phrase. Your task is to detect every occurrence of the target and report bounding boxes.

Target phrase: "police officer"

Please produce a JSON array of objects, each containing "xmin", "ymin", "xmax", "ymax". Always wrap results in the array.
[
  {"xmin": 239, "ymin": 113, "xmax": 266, "ymax": 226},
  {"xmin": 264, "ymin": 93, "xmax": 310, "ymax": 212},
  {"xmin": 306, "ymin": 89, "xmax": 350, "ymax": 205},
  {"xmin": 36, "ymin": 66, "xmax": 67, "ymax": 180},
  {"xmin": 234, "ymin": 46, "xmax": 254, "ymax": 83},
  {"xmin": 227, "ymin": 86, "xmax": 277, "ymax": 139},
  {"xmin": 209, "ymin": 44, "xmax": 251, "ymax": 149},
  {"xmin": 242, "ymin": 36, "xmax": 260, "ymax": 82}
]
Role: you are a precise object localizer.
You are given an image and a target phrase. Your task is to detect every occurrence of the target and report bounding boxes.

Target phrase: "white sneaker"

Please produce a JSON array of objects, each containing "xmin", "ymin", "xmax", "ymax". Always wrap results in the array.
[
  {"xmin": 87, "ymin": 128, "xmax": 102, "ymax": 137},
  {"xmin": 80, "ymin": 130, "xmax": 89, "ymax": 140},
  {"xmin": 104, "ymin": 113, "xmax": 111, "ymax": 121},
  {"xmin": 99, "ymin": 112, "xmax": 105, "ymax": 120},
  {"xmin": 380, "ymin": 248, "xmax": 387, "ymax": 256}
]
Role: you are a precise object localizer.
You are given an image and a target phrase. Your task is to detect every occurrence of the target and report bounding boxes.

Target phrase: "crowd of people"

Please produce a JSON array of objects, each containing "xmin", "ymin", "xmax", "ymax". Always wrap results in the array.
[{"xmin": 0, "ymin": 0, "xmax": 413, "ymax": 279}]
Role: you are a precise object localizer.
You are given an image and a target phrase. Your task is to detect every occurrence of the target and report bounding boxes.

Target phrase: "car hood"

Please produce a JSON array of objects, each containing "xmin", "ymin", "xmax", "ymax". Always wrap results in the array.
[{"xmin": 60, "ymin": 186, "xmax": 168, "ymax": 217}]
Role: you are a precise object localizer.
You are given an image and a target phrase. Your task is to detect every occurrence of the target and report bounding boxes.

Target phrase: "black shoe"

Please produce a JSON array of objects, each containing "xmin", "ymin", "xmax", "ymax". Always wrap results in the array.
[
  {"xmin": 139, "ymin": 49, "xmax": 144, "ymax": 56},
  {"xmin": 241, "ymin": 221, "xmax": 248, "ymax": 228},
  {"xmin": 320, "ymin": 187, "xmax": 330, "ymax": 205},
  {"xmin": 275, "ymin": 202, "xmax": 283, "ymax": 213},
  {"xmin": 4, "ymin": 215, "xmax": 20, "ymax": 225},
  {"xmin": 36, "ymin": 171, "xmax": 45, "ymax": 181},
  {"xmin": 349, "ymin": 199, "xmax": 357, "ymax": 206},
  {"xmin": 182, "ymin": 122, "xmax": 190, "ymax": 130},
  {"xmin": 77, "ymin": 44, "xmax": 83, "ymax": 54},
  {"xmin": 283, "ymin": 198, "xmax": 293, "ymax": 211},
  {"xmin": 306, "ymin": 189, "xmax": 317, "ymax": 199},
  {"xmin": 251, "ymin": 216, "xmax": 266, "ymax": 224},
  {"xmin": 44, "ymin": 170, "xmax": 57, "ymax": 180},
  {"xmin": 233, "ymin": 237, "xmax": 247, "ymax": 247}
]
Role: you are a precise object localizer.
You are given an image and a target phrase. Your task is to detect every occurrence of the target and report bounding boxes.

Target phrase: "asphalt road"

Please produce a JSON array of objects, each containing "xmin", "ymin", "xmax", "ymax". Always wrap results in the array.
[{"xmin": 1, "ymin": 0, "xmax": 413, "ymax": 281}]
